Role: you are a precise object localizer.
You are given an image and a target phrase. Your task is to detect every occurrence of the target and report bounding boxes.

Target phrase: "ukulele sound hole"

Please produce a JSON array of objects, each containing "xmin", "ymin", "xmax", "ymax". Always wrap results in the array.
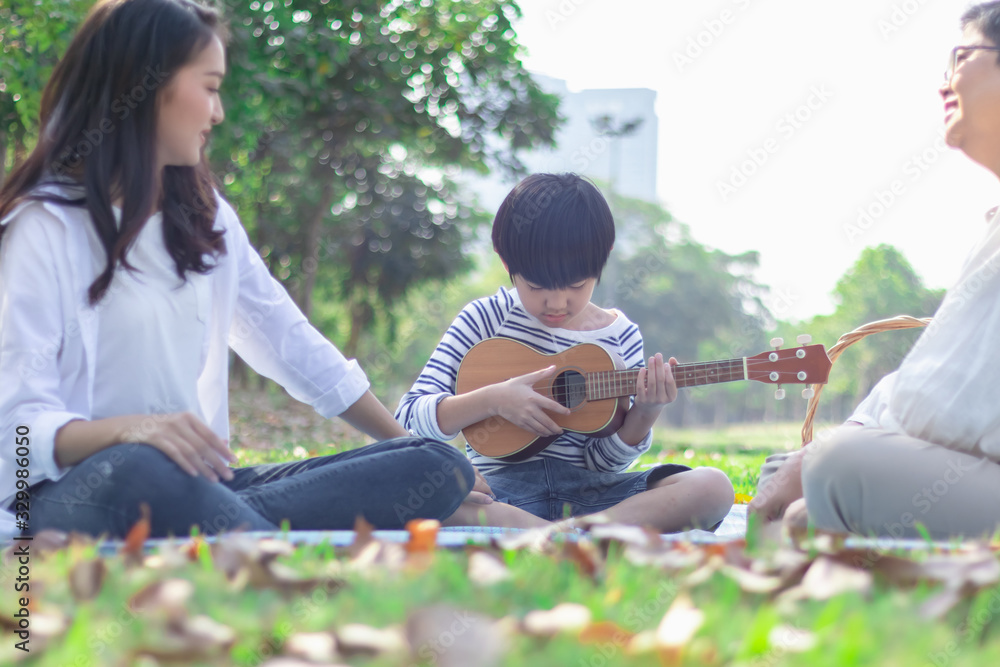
[{"xmin": 552, "ymin": 370, "xmax": 587, "ymax": 409}]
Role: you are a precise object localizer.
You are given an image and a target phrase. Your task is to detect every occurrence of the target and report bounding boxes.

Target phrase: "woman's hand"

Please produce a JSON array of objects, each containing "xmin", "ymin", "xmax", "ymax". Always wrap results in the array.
[
  {"xmin": 137, "ymin": 412, "xmax": 237, "ymax": 483},
  {"xmin": 491, "ymin": 365, "xmax": 572, "ymax": 437},
  {"xmin": 747, "ymin": 448, "xmax": 805, "ymax": 522}
]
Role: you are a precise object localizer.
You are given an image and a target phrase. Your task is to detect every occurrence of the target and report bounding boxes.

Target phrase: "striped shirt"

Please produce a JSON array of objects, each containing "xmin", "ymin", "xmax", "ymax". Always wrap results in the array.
[{"xmin": 394, "ymin": 287, "xmax": 652, "ymax": 473}]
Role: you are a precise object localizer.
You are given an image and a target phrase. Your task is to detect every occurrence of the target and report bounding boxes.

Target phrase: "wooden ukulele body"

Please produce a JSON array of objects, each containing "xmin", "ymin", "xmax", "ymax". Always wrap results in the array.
[
  {"xmin": 455, "ymin": 339, "xmax": 629, "ymax": 461},
  {"xmin": 455, "ymin": 336, "xmax": 831, "ymax": 461}
]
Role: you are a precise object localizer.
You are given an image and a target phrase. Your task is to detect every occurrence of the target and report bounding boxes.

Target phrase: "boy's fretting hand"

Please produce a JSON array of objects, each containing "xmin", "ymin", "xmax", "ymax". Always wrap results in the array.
[
  {"xmin": 493, "ymin": 365, "xmax": 572, "ymax": 437},
  {"xmin": 616, "ymin": 353, "xmax": 678, "ymax": 446},
  {"xmin": 632, "ymin": 353, "xmax": 679, "ymax": 413}
]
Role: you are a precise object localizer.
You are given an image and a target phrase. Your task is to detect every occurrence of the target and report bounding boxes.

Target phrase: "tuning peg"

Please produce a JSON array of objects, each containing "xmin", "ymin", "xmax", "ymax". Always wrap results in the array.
[
  {"xmin": 774, "ymin": 387, "xmax": 785, "ymax": 400},
  {"xmin": 802, "ymin": 388, "xmax": 815, "ymax": 399},
  {"xmin": 796, "ymin": 334, "xmax": 812, "ymax": 345},
  {"xmin": 770, "ymin": 337, "xmax": 784, "ymax": 349}
]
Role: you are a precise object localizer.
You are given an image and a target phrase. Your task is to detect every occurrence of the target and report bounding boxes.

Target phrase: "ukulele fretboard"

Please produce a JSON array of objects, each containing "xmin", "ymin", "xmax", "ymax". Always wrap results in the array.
[{"xmin": 585, "ymin": 358, "xmax": 746, "ymax": 401}]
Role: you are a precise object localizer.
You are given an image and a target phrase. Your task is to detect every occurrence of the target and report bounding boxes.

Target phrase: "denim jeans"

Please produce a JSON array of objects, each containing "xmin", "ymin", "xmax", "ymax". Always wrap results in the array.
[
  {"xmin": 13, "ymin": 437, "xmax": 474, "ymax": 539},
  {"xmin": 484, "ymin": 458, "xmax": 691, "ymax": 522}
]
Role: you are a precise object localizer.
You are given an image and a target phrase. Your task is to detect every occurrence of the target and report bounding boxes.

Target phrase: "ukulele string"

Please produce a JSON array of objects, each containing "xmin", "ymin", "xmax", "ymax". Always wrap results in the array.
[{"xmin": 530, "ymin": 350, "xmax": 821, "ymax": 401}]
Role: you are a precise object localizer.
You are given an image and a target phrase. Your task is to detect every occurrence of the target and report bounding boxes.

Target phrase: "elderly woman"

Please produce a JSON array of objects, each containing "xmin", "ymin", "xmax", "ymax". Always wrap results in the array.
[{"xmin": 750, "ymin": 0, "xmax": 1000, "ymax": 539}]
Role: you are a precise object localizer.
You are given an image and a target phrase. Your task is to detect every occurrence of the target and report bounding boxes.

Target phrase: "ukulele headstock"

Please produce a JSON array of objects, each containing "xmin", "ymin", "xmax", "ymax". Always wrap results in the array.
[{"xmin": 745, "ymin": 339, "xmax": 831, "ymax": 389}]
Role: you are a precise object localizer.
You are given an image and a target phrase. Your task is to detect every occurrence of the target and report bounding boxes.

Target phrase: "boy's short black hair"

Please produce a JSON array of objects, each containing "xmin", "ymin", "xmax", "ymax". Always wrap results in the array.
[{"xmin": 491, "ymin": 173, "xmax": 615, "ymax": 289}]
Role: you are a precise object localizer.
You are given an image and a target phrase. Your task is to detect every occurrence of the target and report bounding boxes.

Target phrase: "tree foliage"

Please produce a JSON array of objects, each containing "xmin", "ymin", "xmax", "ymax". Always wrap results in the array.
[
  {"xmin": 210, "ymin": 0, "xmax": 561, "ymax": 353},
  {"xmin": 0, "ymin": 0, "xmax": 94, "ymax": 185},
  {"xmin": 797, "ymin": 244, "xmax": 944, "ymax": 411}
]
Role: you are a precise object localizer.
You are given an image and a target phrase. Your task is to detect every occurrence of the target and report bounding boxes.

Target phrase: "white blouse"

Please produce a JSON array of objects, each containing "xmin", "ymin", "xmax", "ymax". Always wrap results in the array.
[
  {"xmin": 850, "ymin": 207, "xmax": 1000, "ymax": 460},
  {"xmin": 86, "ymin": 209, "xmax": 208, "ymax": 422},
  {"xmin": 0, "ymin": 185, "xmax": 371, "ymax": 522}
]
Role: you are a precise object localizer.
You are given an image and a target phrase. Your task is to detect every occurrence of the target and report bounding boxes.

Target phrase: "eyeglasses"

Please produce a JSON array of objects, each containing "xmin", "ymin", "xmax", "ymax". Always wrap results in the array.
[{"xmin": 944, "ymin": 45, "xmax": 1000, "ymax": 83}]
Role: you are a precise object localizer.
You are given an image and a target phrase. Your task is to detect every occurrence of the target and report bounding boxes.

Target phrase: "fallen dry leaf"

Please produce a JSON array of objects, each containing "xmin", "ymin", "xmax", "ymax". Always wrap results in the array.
[
  {"xmin": 0, "ymin": 609, "xmax": 68, "ymax": 663},
  {"xmin": 184, "ymin": 535, "xmax": 206, "ymax": 561},
  {"xmin": 467, "ymin": 549, "xmax": 511, "ymax": 586},
  {"xmin": 405, "ymin": 518, "xmax": 440, "ymax": 555},
  {"xmin": 406, "ymin": 605, "xmax": 505, "ymax": 667},
  {"xmin": 283, "ymin": 631, "xmax": 339, "ymax": 663},
  {"xmin": 562, "ymin": 540, "xmax": 603, "ymax": 581},
  {"xmin": 0, "ymin": 530, "xmax": 73, "ymax": 564},
  {"xmin": 626, "ymin": 629, "xmax": 659, "ymax": 655},
  {"xmin": 622, "ymin": 541, "xmax": 707, "ymax": 571},
  {"xmin": 142, "ymin": 542, "xmax": 194, "ymax": 571},
  {"xmin": 136, "ymin": 614, "xmax": 236, "ymax": 662},
  {"xmin": 129, "ymin": 578, "xmax": 194, "ymax": 622},
  {"xmin": 683, "ymin": 556, "xmax": 722, "ymax": 588},
  {"xmin": 768, "ymin": 624, "xmax": 817, "ymax": 653},
  {"xmin": 703, "ymin": 539, "xmax": 748, "ymax": 564},
  {"xmin": 656, "ymin": 592, "xmax": 704, "ymax": 648},
  {"xmin": 210, "ymin": 534, "xmax": 340, "ymax": 594},
  {"xmin": 121, "ymin": 502, "xmax": 152, "ymax": 562},
  {"xmin": 588, "ymin": 522, "xmax": 662, "ymax": 550},
  {"xmin": 494, "ymin": 524, "xmax": 562, "ymax": 552},
  {"xmin": 780, "ymin": 556, "xmax": 873, "ymax": 602},
  {"xmin": 348, "ymin": 515, "xmax": 376, "ymax": 559},
  {"xmin": 904, "ymin": 549, "xmax": 1000, "ymax": 619},
  {"xmin": 68, "ymin": 558, "xmax": 106, "ymax": 602},
  {"xmin": 262, "ymin": 660, "xmax": 351, "ymax": 667},
  {"xmin": 719, "ymin": 563, "xmax": 785, "ymax": 595},
  {"xmin": 522, "ymin": 603, "xmax": 592, "ymax": 637},
  {"xmin": 579, "ymin": 620, "xmax": 634, "ymax": 645},
  {"xmin": 335, "ymin": 623, "xmax": 408, "ymax": 658}
]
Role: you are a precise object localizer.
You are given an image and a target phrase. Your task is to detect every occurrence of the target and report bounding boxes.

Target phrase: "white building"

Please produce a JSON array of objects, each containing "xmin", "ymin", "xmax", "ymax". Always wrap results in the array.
[{"xmin": 463, "ymin": 74, "xmax": 659, "ymax": 211}]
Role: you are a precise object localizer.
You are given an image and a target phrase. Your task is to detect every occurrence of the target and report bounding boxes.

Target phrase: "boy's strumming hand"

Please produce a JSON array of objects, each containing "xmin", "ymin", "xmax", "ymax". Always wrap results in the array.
[{"xmin": 493, "ymin": 365, "xmax": 572, "ymax": 437}]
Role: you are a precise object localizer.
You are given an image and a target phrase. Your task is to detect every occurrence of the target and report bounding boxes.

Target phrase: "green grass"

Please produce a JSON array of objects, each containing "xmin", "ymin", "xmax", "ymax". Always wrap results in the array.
[{"xmin": 18, "ymin": 535, "xmax": 1000, "ymax": 666}]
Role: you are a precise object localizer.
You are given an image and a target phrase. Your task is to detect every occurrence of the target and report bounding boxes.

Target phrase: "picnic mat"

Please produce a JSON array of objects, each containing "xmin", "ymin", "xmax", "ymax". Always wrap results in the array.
[
  {"xmin": 10, "ymin": 504, "xmax": 971, "ymax": 556},
  {"xmin": 75, "ymin": 504, "xmax": 751, "ymax": 557}
]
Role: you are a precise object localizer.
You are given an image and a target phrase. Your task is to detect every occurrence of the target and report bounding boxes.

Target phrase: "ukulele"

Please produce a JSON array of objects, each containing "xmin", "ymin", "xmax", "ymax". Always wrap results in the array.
[{"xmin": 455, "ymin": 336, "xmax": 831, "ymax": 461}]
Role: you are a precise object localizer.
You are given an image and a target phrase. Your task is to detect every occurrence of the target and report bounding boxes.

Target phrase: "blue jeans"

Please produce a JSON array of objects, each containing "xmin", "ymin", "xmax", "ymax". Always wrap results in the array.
[
  {"xmin": 13, "ymin": 437, "xmax": 474, "ymax": 539},
  {"xmin": 484, "ymin": 458, "xmax": 691, "ymax": 522}
]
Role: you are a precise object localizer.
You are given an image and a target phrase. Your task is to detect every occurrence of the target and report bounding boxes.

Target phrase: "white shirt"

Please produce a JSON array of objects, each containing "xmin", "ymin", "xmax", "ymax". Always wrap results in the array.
[
  {"xmin": 87, "ymin": 208, "xmax": 207, "ymax": 421},
  {"xmin": 849, "ymin": 207, "xmax": 1000, "ymax": 459},
  {"xmin": 0, "ymin": 185, "xmax": 370, "ymax": 531}
]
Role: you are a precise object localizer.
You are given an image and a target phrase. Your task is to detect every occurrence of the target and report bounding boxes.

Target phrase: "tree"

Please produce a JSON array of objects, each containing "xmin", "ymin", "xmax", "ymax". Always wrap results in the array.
[
  {"xmin": 210, "ymin": 0, "xmax": 561, "ymax": 356},
  {"xmin": 785, "ymin": 244, "xmax": 944, "ymax": 422},
  {"xmin": 0, "ymin": 1, "xmax": 94, "ymax": 186}
]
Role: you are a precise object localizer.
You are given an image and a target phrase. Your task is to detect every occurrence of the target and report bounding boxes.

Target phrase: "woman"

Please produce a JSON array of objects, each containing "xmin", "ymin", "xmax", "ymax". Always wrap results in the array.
[
  {"xmin": 0, "ymin": 0, "xmax": 484, "ymax": 539},
  {"xmin": 750, "ymin": 0, "xmax": 1000, "ymax": 539}
]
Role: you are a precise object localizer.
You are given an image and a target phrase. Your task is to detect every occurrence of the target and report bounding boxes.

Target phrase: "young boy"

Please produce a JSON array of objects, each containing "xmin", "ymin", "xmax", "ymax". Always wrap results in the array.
[{"xmin": 395, "ymin": 173, "xmax": 734, "ymax": 531}]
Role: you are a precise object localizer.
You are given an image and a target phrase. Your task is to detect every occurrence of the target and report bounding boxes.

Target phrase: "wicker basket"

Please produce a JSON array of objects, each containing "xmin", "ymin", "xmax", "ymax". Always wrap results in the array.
[{"xmin": 799, "ymin": 315, "xmax": 932, "ymax": 445}]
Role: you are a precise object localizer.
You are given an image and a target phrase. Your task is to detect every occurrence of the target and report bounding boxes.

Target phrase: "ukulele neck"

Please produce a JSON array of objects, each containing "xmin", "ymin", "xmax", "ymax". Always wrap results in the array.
[{"xmin": 586, "ymin": 358, "xmax": 746, "ymax": 400}]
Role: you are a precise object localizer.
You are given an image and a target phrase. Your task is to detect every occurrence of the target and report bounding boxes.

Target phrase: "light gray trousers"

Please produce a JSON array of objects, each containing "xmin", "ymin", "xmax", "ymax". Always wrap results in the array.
[{"xmin": 758, "ymin": 425, "xmax": 1000, "ymax": 539}]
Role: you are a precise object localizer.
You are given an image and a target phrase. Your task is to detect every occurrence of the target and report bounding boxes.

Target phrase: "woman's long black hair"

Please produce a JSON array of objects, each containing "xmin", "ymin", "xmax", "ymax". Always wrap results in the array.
[{"xmin": 0, "ymin": 0, "xmax": 229, "ymax": 305}]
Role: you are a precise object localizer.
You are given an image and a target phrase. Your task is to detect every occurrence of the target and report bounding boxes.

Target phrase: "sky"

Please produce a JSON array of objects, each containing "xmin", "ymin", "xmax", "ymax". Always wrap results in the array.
[{"xmin": 512, "ymin": 0, "xmax": 1000, "ymax": 321}]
